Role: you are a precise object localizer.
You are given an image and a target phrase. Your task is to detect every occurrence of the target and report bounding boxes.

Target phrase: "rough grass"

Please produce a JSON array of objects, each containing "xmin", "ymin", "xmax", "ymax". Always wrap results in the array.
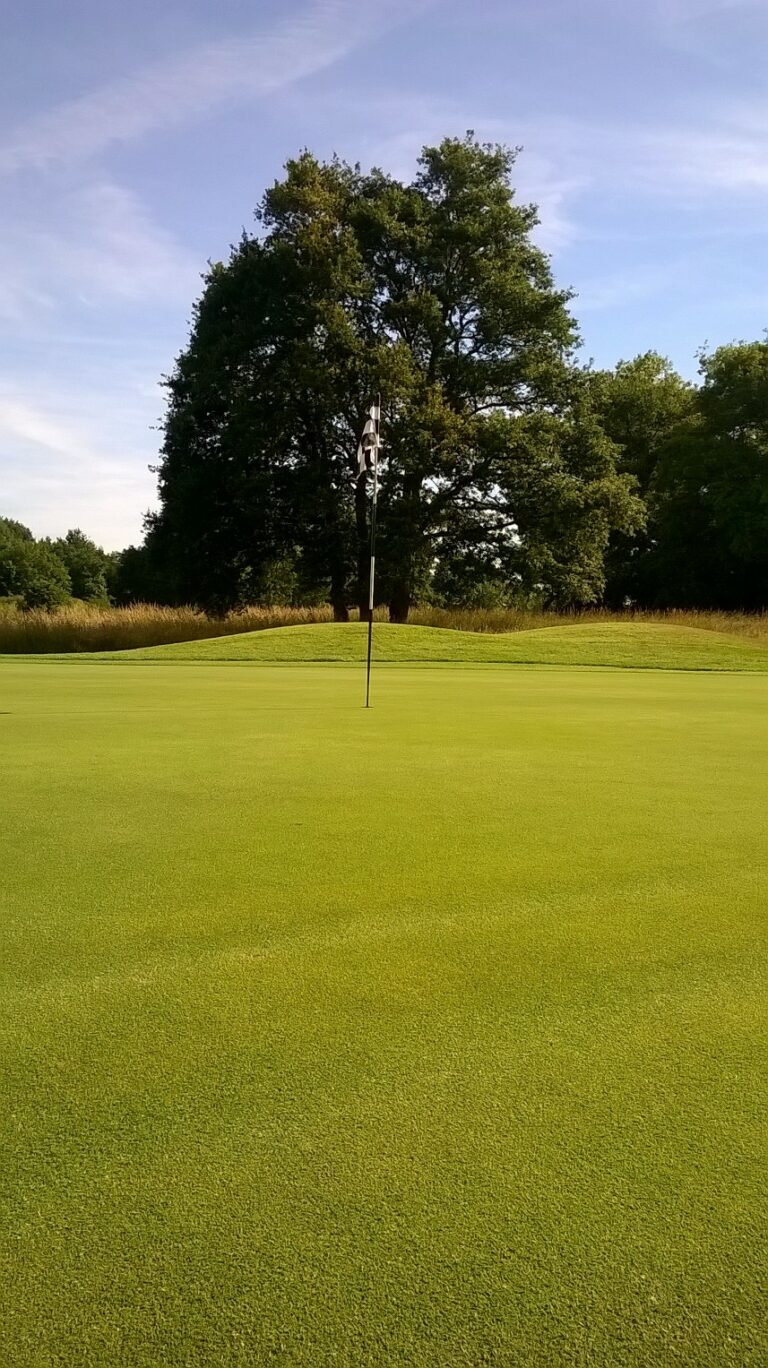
[
  {"xmin": 0, "ymin": 601, "xmax": 334, "ymax": 653},
  {"xmin": 33, "ymin": 620, "xmax": 768, "ymax": 672},
  {"xmin": 0, "ymin": 661, "xmax": 765, "ymax": 1366},
  {"xmin": 410, "ymin": 603, "xmax": 768, "ymax": 640},
  {"xmin": 3, "ymin": 598, "xmax": 768, "ymax": 653}
]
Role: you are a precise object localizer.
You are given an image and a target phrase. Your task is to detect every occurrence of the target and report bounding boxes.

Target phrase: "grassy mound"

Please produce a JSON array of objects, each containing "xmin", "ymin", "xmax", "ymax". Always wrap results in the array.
[{"xmin": 88, "ymin": 619, "xmax": 768, "ymax": 671}]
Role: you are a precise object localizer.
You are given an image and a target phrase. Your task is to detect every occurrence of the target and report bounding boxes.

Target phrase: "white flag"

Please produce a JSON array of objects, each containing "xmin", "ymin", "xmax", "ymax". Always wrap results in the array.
[{"xmin": 357, "ymin": 404, "xmax": 381, "ymax": 475}]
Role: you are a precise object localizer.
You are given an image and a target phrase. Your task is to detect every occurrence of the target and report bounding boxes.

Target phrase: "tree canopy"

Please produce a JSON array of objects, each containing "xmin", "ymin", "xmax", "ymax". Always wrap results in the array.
[
  {"xmin": 0, "ymin": 520, "xmax": 113, "ymax": 610},
  {"xmin": 647, "ymin": 341, "xmax": 768, "ymax": 608},
  {"xmin": 151, "ymin": 135, "xmax": 642, "ymax": 619},
  {"xmin": 5, "ymin": 142, "xmax": 768, "ymax": 617},
  {"xmin": 53, "ymin": 530, "xmax": 110, "ymax": 603},
  {"xmin": 587, "ymin": 341, "xmax": 768, "ymax": 609},
  {"xmin": 0, "ymin": 521, "xmax": 71, "ymax": 609}
]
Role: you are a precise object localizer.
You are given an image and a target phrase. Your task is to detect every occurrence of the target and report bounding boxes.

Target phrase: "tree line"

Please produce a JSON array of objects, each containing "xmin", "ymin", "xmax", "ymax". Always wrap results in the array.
[
  {"xmin": 5, "ymin": 135, "xmax": 768, "ymax": 617},
  {"xmin": 0, "ymin": 522, "xmax": 115, "ymax": 610}
]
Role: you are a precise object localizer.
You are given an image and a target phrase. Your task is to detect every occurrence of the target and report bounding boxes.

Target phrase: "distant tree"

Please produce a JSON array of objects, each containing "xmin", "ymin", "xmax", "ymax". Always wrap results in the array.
[
  {"xmin": 432, "ymin": 393, "xmax": 641, "ymax": 609},
  {"xmin": 109, "ymin": 541, "xmax": 164, "ymax": 605},
  {"xmin": 588, "ymin": 353, "xmax": 695, "ymax": 488},
  {"xmin": 152, "ymin": 136, "xmax": 641, "ymax": 618},
  {"xmin": 0, "ymin": 517, "xmax": 34, "ymax": 544},
  {"xmin": 53, "ymin": 529, "xmax": 110, "ymax": 602},
  {"xmin": 587, "ymin": 353, "xmax": 695, "ymax": 604},
  {"xmin": 647, "ymin": 340, "xmax": 768, "ymax": 608},
  {"xmin": 0, "ymin": 522, "xmax": 71, "ymax": 609}
]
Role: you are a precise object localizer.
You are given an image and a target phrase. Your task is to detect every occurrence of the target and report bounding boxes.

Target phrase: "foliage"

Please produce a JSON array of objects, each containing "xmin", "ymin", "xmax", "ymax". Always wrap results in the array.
[
  {"xmin": 587, "ymin": 352, "xmax": 696, "ymax": 488},
  {"xmin": 0, "ymin": 519, "xmax": 117, "ymax": 609},
  {"xmin": 152, "ymin": 135, "xmax": 641, "ymax": 619},
  {"xmin": 586, "ymin": 353, "xmax": 696, "ymax": 605},
  {"xmin": 109, "ymin": 539, "xmax": 168, "ymax": 606},
  {"xmin": 0, "ymin": 517, "xmax": 34, "ymax": 543},
  {"xmin": 53, "ymin": 529, "xmax": 110, "ymax": 602},
  {"xmin": 0, "ymin": 521, "xmax": 72, "ymax": 609},
  {"xmin": 588, "ymin": 342, "xmax": 768, "ymax": 609},
  {"xmin": 5, "ymin": 152, "xmax": 768, "ymax": 616},
  {"xmin": 647, "ymin": 341, "xmax": 768, "ymax": 608}
]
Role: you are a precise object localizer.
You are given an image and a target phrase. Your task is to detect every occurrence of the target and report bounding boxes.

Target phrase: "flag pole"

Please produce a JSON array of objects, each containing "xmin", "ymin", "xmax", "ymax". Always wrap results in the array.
[{"xmin": 364, "ymin": 395, "xmax": 380, "ymax": 708}]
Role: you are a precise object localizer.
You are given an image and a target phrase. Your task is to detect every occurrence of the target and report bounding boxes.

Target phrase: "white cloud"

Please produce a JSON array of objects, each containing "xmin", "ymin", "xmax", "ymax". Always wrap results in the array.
[
  {"xmin": 0, "ymin": 273, "xmax": 55, "ymax": 326},
  {"xmin": 575, "ymin": 262, "xmax": 687, "ymax": 313},
  {"xmin": 38, "ymin": 182, "xmax": 201, "ymax": 305},
  {"xmin": 338, "ymin": 86, "xmax": 768, "ymax": 261},
  {"xmin": 0, "ymin": 382, "xmax": 159, "ymax": 548},
  {"xmin": 658, "ymin": 0, "xmax": 761, "ymax": 19},
  {"xmin": 0, "ymin": 0, "xmax": 427, "ymax": 176},
  {"xmin": 630, "ymin": 118, "xmax": 768, "ymax": 197},
  {"xmin": 0, "ymin": 178, "xmax": 200, "ymax": 329},
  {"xmin": 501, "ymin": 104, "xmax": 768, "ymax": 212},
  {"xmin": 511, "ymin": 154, "xmax": 585, "ymax": 253}
]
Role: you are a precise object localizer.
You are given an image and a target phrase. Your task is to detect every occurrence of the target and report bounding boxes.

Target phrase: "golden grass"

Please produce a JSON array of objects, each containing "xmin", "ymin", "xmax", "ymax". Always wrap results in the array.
[
  {"xmin": 0, "ymin": 602, "xmax": 335, "ymax": 653},
  {"xmin": 409, "ymin": 605, "xmax": 768, "ymax": 640},
  {"xmin": 1, "ymin": 599, "xmax": 768, "ymax": 654}
]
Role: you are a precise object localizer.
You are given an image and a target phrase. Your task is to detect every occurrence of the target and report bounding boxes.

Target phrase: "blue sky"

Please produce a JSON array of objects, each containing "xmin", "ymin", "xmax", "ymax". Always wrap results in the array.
[{"xmin": 2, "ymin": 0, "xmax": 767, "ymax": 548}]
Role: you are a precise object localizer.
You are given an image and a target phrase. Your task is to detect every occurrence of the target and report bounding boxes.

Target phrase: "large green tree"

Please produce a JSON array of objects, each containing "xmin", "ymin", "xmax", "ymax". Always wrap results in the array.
[
  {"xmin": 152, "ymin": 136, "xmax": 641, "ymax": 618},
  {"xmin": 647, "ymin": 341, "xmax": 768, "ymax": 608},
  {"xmin": 0, "ymin": 520, "xmax": 71, "ymax": 609},
  {"xmin": 53, "ymin": 529, "xmax": 110, "ymax": 602},
  {"xmin": 588, "ymin": 341, "xmax": 768, "ymax": 609},
  {"xmin": 587, "ymin": 353, "xmax": 695, "ymax": 605}
]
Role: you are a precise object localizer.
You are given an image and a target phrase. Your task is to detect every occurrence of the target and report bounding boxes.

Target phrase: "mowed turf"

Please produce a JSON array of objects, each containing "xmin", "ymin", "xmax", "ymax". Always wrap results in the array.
[
  {"xmin": 9, "ymin": 620, "xmax": 768, "ymax": 671},
  {"xmin": 1, "ymin": 659, "xmax": 767, "ymax": 1366},
  {"xmin": 71, "ymin": 619, "xmax": 768, "ymax": 669}
]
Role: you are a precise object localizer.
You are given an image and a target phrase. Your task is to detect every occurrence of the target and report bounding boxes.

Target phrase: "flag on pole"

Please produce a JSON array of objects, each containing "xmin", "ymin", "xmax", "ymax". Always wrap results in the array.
[
  {"xmin": 357, "ymin": 404, "xmax": 381, "ymax": 476},
  {"xmin": 358, "ymin": 399, "xmax": 381, "ymax": 708}
]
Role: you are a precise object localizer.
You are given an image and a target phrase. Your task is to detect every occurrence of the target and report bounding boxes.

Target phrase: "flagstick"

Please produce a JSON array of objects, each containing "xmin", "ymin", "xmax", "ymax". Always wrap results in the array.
[{"xmin": 365, "ymin": 396, "xmax": 380, "ymax": 709}]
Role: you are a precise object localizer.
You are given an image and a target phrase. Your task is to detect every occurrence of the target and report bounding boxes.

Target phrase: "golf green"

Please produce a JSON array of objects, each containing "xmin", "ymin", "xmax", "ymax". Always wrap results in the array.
[{"xmin": 1, "ymin": 660, "xmax": 766, "ymax": 1366}]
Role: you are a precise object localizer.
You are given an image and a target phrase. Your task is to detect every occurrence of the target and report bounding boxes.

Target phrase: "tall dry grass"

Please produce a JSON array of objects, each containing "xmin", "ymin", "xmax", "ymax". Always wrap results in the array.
[
  {"xmin": 1, "ymin": 599, "xmax": 767, "ymax": 654},
  {"xmin": 409, "ymin": 604, "xmax": 768, "ymax": 640},
  {"xmin": 0, "ymin": 602, "xmax": 334, "ymax": 654}
]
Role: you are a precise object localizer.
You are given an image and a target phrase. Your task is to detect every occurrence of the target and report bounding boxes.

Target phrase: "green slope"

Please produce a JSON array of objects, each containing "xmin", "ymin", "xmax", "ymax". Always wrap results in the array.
[
  {"xmin": 1, "ymin": 661, "xmax": 766, "ymax": 1366},
  {"xmin": 77, "ymin": 620, "xmax": 768, "ymax": 670}
]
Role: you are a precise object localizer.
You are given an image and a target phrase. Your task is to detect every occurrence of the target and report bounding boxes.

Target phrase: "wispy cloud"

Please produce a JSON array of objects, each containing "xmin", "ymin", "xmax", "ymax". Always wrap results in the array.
[
  {"xmin": 575, "ymin": 261, "xmax": 689, "ymax": 313},
  {"xmin": 549, "ymin": 105, "xmax": 768, "ymax": 199},
  {"xmin": 469, "ymin": 102, "xmax": 768, "ymax": 218},
  {"xmin": 0, "ymin": 0, "xmax": 425, "ymax": 176},
  {"xmin": 0, "ymin": 177, "xmax": 193, "ymax": 545},
  {"xmin": 659, "ymin": 0, "xmax": 762, "ymax": 20},
  {"xmin": 340, "ymin": 83, "xmax": 768, "ymax": 261},
  {"xmin": 0, "ymin": 380, "xmax": 158, "ymax": 546},
  {"xmin": 0, "ymin": 178, "xmax": 199, "ymax": 330},
  {"xmin": 37, "ymin": 182, "xmax": 201, "ymax": 305},
  {"xmin": 0, "ymin": 0, "xmax": 440, "ymax": 547}
]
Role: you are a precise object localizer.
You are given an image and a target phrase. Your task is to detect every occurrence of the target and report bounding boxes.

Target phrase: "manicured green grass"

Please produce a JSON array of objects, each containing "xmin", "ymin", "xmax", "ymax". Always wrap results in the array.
[
  {"xmin": 9, "ymin": 619, "xmax": 768, "ymax": 670},
  {"xmin": 1, "ymin": 661, "xmax": 766, "ymax": 1365},
  {"xmin": 117, "ymin": 619, "xmax": 768, "ymax": 671}
]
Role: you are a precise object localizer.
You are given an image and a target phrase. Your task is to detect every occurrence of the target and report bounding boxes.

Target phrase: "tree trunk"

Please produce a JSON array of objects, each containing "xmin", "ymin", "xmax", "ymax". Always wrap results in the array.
[
  {"xmin": 329, "ymin": 562, "xmax": 348, "ymax": 622},
  {"xmin": 389, "ymin": 583, "xmax": 411, "ymax": 623}
]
